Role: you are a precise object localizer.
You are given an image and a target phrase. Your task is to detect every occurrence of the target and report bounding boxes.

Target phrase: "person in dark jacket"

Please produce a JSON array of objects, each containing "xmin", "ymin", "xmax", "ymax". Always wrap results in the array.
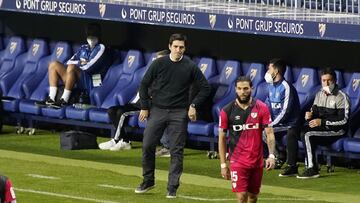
[
  {"xmin": 135, "ymin": 33, "xmax": 211, "ymax": 198},
  {"xmin": 297, "ymin": 67, "xmax": 350, "ymax": 179},
  {"xmin": 264, "ymin": 59, "xmax": 302, "ymax": 176}
]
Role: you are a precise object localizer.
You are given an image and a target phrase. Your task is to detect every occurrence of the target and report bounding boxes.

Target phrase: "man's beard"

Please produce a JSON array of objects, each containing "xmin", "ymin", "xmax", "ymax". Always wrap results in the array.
[{"xmin": 237, "ymin": 95, "xmax": 250, "ymax": 104}]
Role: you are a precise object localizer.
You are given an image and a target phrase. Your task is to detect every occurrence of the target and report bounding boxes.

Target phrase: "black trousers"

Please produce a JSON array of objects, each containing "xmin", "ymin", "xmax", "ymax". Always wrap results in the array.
[
  {"xmin": 300, "ymin": 125, "xmax": 345, "ymax": 169},
  {"xmin": 107, "ymin": 102, "xmax": 140, "ymax": 142},
  {"xmin": 142, "ymin": 106, "xmax": 188, "ymax": 192},
  {"xmin": 285, "ymin": 127, "xmax": 301, "ymax": 166}
]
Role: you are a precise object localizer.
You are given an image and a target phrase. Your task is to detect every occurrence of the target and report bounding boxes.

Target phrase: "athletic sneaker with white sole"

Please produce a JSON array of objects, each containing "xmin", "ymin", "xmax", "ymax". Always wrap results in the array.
[
  {"xmin": 109, "ymin": 140, "xmax": 131, "ymax": 151},
  {"xmin": 98, "ymin": 139, "xmax": 116, "ymax": 150},
  {"xmin": 134, "ymin": 182, "xmax": 155, "ymax": 193}
]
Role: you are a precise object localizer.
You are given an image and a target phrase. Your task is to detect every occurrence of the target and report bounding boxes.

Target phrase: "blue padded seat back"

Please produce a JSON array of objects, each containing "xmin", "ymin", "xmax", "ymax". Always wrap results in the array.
[
  {"xmin": 294, "ymin": 67, "xmax": 320, "ymax": 109},
  {"xmin": 246, "ymin": 63, "xmax": 266, "ymax": 87},
  {"xmin": 27, "ymin": 42, "xmax": 72, "ymax": 101},
  {"xmin": 284, "ymin": 66, "xmax": 294, "ymax": 83},
  {"xmin": 0, "ymin": 37, "xmax": 26, "ymax": 76},
  {"xmin": 6, "ymin": 39, "xmax": 49, "ymax": 99},
  {"xmin": 214, "ymin": 60, "xmax": 241, "ymax": 103},
  {"xmin": 197, "ymin": 57, "xmax": 217, "ymax": 80},
  {"xmin": 343, "ymin": 72, "xmax": 360, "ymax": 113}
]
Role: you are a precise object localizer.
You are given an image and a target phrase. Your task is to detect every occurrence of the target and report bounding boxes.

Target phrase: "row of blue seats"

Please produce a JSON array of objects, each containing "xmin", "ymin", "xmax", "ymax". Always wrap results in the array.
[{"xmin": 1, "ymin": 36, "xmax": 360, "ymax": 155}]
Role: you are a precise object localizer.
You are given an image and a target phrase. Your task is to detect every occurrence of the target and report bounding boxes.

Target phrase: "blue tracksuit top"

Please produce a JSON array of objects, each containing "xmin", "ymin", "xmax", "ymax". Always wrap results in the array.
[
  {"xmin": 66, "ymin": 43, "xmax": 110, "ymax": 91},
  {"xmin": 265, "ymin": 79, "xmax": 301, "ymax": 128}
]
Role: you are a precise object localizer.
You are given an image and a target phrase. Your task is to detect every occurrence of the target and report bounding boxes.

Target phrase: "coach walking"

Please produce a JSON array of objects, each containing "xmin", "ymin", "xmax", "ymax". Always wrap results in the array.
[{"xmin": 135, "ymin": 33, "xmax": 211, "ymax": 198}]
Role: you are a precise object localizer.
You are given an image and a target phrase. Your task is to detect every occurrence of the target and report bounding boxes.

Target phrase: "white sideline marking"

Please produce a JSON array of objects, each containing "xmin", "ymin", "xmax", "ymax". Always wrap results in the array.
[
  {"xmin": 179, "ymin": 195, "xmax": 315, "ymax": 202},
  {"xmin": 97, "ymin": 184, "xmax": 315, "ymax": 202},
  {"xmin": 98, "ymin": 184, "xmax": 133, "ymax": 191},
  {"xmin": 27, "ymin": 174, "xmax": 60, "ymax": 180},
  {"xmin": 15, "ymin": 188, "xmax": 118, "ymax": 203}
]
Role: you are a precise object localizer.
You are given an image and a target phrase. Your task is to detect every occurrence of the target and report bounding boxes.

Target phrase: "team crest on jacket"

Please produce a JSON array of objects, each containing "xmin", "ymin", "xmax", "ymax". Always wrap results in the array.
[{"xmin": 251, "ymin": 112, "xmax": 257, "ymax": 118}]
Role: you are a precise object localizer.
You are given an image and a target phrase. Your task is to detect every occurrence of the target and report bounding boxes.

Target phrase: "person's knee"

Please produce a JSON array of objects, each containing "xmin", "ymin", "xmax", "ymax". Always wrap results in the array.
[
  {"xmin": 66, "ymin": 64, "xmax": 78, "ymax": 74},
  {"xmin": 236, "ymin": 192, "xmax": 247, "ymax": 203},
  {"xmin": 247, "ymin": 193, "xmax": 258, "ymax": 203},
  {"xmin": 48, "ymin": 61, "xmax": 62, "ymax": 71}
]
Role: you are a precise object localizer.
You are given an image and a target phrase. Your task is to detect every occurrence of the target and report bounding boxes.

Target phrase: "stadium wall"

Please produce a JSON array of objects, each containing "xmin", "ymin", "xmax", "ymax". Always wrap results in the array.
[{"xmin": 0, "ymin": 10, "xmax": 359, "ymax": 71}]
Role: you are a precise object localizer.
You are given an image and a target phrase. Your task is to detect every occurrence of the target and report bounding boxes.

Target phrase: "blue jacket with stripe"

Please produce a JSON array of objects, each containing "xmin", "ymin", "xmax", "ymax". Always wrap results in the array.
[
  {"xmin": 265, "ymin": 79, "xmax": 301, "ymax": 128},
  {"xmin": 66, "ymin": 43, "xmax": 111, "ymax": 91}
]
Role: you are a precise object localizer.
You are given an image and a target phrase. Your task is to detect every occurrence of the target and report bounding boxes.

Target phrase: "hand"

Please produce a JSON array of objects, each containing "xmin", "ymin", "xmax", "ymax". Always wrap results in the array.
[
  {"xmin": 309, "ymin": 119, "xmax": 321, "ymax": 128},
  {"xmin": 265, "ymin": 158, "xmax": 275, "ymax": 171},
  {"xmin": 305, "ymin": 111, "xmax": 313, "ymax": 120},
  {"xmin": 221, "ymin": 167, "xmax": 231, "ymax": 180},
  {"xmin": 138, "ymin": 110, "xmax": 149, "ymax": 122},
  {"xmin": 188, "ymin": 106, "xmax": 197, "ymax": 122}
]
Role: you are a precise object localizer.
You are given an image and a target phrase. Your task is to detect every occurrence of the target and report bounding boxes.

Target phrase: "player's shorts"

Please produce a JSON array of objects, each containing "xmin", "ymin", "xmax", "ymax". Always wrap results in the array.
[{"xmin": 230, "ymin": 166, "xmax": 263, "ymax": 194}]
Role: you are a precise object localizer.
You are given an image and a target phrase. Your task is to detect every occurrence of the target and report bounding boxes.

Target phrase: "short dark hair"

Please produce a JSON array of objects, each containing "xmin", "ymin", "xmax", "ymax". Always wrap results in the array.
[
  {"xmin": 169, "ymin": 33, "xmax": 187, "ymax": 46},
  {"xmin": 269, "ymin": 58, "xmax": 286, "ymax": 76},
  {"xmin": 320, "ymin": 67, "xmax": 337, "ymax": 82},
  {"xmin": 86, "ymin": 23, "xmax": 101, "ymax": 38},
  {"xmin": 235, "ymin": 76, "xmax": 253, "ymax": 87}
]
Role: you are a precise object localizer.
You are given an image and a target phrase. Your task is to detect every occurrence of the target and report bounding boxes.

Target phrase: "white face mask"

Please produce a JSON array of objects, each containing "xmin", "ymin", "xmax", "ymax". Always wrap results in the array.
[
  {"xmin": 87, "ymin": 36, "xmax": 98, "ymax": 48},
  {"xmin": 264, "ymin": 72, "xmax": 274, "ymax": 84},
  {"xmin": 323, "ymin": 83, "xmax": 335, "ymax": 94}
]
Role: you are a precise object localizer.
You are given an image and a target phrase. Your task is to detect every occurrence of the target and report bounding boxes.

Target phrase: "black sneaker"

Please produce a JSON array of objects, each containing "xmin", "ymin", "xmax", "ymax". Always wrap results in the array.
[
  {"xmin": 296, "ymin": 167, "xmax": 320, "ymax": 179},
  {"xmin": 166, "ymin": 190, "xmax": 177, "ymax": 199},
  {"xmin": 35, "ymin": 96, "xmax": 55, "ymax": 107},
  {"xmin": 134, "ymin": 181, "xmax": 155, "ymax": 194},
  {"xmin": 279, "ymin": 165, "xmax": 298, "ymax": 177},
  {"xmin": 50, "ymin": 98, "xmax": 68, "ymax": 109}
]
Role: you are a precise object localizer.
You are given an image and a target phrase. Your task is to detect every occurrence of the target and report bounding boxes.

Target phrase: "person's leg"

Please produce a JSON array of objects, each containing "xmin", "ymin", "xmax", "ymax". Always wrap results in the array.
[
  {"xmin": 235, "ymin": 192, "xmax": 248, "ymax": 203},
  {"xmin": 60, "ymin": 64, "xmax": 81, "ymax": 102},
  {"xmin": 48, "ymin": 61, "xmax": 67, "ymax": 101},
  {"xmin": 247, "ymin": 193, "xmax": 258, "ymax": 203},
  {"xmin": 247, "ymin": 167, "xmax": 262, "ymax": 203},
  {"xmin": 142, "ymin": 107, "xmax": 168, "ymax": 184},
  {"xmin": 286, "ymin": 127, "xmax": 300, "ymax": 166},
  {"xmin": 166, "ymin": 108, "xmax": 188, "ymax": 193},
  {"xmin": 160, "ymin": 128, "xmax": 170, "ymax": 149}
]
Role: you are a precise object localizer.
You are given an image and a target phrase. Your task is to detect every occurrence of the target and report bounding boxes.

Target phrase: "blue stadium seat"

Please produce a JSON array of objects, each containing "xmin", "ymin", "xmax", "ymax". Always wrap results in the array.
[
  {"xmin": 343, "ymin": 71, "xmax": 353, "ymax": 86},
  {"xmin": 284, "ymin": 66, "xmax": 294, "ymax": 83},
  {"xmin": 293, "ymin": 67, "xmax": 320, "ymax": 111},
  {"xmin": 291, "ymin": 67, "xmax": 302, "ymax": 82},
  {"xmin": 343, "ymin": 72, "xmax": 360, "ymax": 115},
  {"xmin": 2, "ymin": 39, "xmax": 49, "ymax": 112},
  {"xmin": 335, "ymin": 70, "xmax": 345, "ymax": 89},
  {"xmin": 216, "ymin": 59, "xmax": 226, "ymax": 74},
  {"xmin": 245, "ymin": 63, "xmax": 266, "ymax": 100},
  {"xmin": 64, "ymin": 51, "xmax": 127, "ymax": 121},
  {"xmin": 186, "ymin": 57, "xmax": 219, "ymax": 140},
  {"xmin": 0, "ymin": 37, "xmax": 26, "ymax": 81},
  {"xmin": 19, "ymin": 42, "xmax": 72, "ymax": 115},
  {"xmin": 87, "ymin": 50, "xmax": 144, "ymax": 123}
]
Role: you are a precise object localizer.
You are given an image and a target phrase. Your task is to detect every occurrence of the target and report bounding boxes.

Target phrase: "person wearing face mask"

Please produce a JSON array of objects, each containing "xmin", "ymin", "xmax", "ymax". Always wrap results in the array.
[
  {"xmin": 263, "ymin": 59, "xmax": 302, "ymax": 177},
  {"xmin": 218, "ymin": 76, "xmax": 276, "ymax": 203},
  {"xmin": 297, "ymin": 67, "xmax": 350, "ymax": 179},
  {"xmin": 36, "ymin": 23, "xmax": 111, "ymax": 108}
]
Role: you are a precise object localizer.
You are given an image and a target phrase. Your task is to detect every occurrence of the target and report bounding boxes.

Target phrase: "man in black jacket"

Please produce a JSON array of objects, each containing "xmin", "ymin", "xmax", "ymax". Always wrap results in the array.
[
  {"xmin": 297, "ymin": 68, "xmax": 350, "ymax": 179},
  {"xmin": 135, "ymin": 33, "xmax": 211, "ymax": 198}
]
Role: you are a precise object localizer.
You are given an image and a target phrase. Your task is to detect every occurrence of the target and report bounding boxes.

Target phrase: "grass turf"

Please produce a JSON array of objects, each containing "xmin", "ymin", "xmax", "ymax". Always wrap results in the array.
[{"xmin": 0, "ymin": 125, "xmax": 360, "ymax": 202}]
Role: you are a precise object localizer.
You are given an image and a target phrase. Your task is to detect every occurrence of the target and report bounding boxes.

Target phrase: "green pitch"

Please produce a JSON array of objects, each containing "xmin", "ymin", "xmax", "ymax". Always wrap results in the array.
[{"xmin": 0, "ymin": 125, "xmax": 359, "ymax": 202}]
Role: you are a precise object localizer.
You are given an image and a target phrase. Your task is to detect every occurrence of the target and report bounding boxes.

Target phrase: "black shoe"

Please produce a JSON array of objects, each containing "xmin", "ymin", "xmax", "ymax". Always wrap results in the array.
[
  {"xmin": 134, "ymin": 181, "xmax": 155, "ymax": 194},
  {"xmin": 279, "ymin": 165, "xmax": 298, "ymax": 177},
  {"xmin": 296, "ymin": 167, "xmax": 320, "ymax": 179},
  {"xmin": 50, "ymin": 98, "xmax": 68, "ymax": 109},
  {"xmin": 35, "ymin": 96, "xmax": 55, "ymax": 107},
  {"xmin": 274, "ymin": 159, "xmax": 285, "ymax": 169},
  {"xmin": 166, "ymin": 190, "xmax": 177, "ymax": 199}
]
